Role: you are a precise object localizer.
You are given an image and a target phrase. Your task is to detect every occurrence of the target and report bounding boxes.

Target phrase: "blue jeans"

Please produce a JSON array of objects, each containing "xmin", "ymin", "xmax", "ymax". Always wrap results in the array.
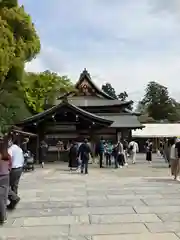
[
  {"xmin": 114, "ymin": 155, "xmax": 119, "ymax": 168},
  {"xmin": 81, "ymin": 159, "xmax": 88, "ymax": 174}
]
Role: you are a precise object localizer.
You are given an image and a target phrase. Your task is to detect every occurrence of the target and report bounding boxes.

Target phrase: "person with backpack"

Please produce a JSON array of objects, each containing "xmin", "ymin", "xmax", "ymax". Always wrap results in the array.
[
  {"xmin": 78, "ymin": 139, "xmax": 93, "ymax": 175},
  {"xmin": 104, "ymin": 141, "xmax": 113, "ymax": 167},
  {"xmin": 128, "ymin": 140, "xmax": 139, "ymax": 164}
]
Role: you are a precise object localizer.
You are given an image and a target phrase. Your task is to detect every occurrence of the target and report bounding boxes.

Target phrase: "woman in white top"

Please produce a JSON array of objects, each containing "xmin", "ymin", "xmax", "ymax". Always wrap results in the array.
[{"xmin": 170, "ymin": 138, "xmax": 178, "ymax": 180}]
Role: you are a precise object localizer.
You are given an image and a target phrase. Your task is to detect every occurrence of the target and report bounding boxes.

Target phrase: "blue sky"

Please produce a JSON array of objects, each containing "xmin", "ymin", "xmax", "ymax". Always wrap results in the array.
[{"xmin": 20, "ymin": 0, "xmax": 180, "ymax": 103}]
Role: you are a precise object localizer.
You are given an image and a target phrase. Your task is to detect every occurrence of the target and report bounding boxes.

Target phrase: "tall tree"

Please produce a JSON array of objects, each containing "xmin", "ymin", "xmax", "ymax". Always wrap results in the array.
[
  {"xmin": 21, "ymin": 71, "xmax": 74, "ymax": 113},
  {"xmin": 117, "ymin": 91, "xmax": 128, "ymax": 101},
  {"xmin": 0, "ymin": 90, "xmax": 31, "ymax": 133},
  {"xmin": 0, "ymin": 0, "xmax": 40, "ymax": 90},
  {"xmin": 102, "ymin": 83, "xmax": 117, "ymax": 99},
  {"xmin": 0, "ymin": 0, "xmax": 40, "ymax": 131},
  {"xmin": 141, "ymin": 81, "xmax": 177, "ymax": 121}
]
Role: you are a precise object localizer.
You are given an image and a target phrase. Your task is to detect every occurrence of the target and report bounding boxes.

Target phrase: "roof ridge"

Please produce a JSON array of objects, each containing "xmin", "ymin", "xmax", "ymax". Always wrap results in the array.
[
  {"xmin": 75, "ymin": 69, "xmax": 115, "ymax": 100},
  {"xmin": 17, "ymin": 99, "xmax": 113, "ymax": 126}
]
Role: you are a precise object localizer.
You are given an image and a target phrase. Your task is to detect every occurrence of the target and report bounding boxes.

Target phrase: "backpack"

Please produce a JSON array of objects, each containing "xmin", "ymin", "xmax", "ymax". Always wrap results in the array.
[{"xmin": 129, "ymin": 143, "xmax": 134, "ymax": 151}]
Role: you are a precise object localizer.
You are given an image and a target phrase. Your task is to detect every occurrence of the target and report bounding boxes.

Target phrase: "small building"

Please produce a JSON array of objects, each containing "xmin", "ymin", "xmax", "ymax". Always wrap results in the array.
[
  {"xmin": 132, "ymin": 123, "xmax": 180, "ymax": 152},
  {"xmin": 17, "ymin": 69, "xmax": 143, "ymax": 161}
]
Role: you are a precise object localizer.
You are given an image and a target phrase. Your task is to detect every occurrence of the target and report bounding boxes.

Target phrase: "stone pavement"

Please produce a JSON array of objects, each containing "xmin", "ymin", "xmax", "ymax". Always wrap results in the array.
[{"xmin": 1, "ymin": 154, "xmax": 180, "ymax": 239}]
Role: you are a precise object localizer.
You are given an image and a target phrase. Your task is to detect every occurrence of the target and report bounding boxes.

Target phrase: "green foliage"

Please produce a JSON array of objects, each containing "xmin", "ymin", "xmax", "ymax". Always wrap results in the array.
[
  {"xmin": 0, "ymin": 0, "xmax": 40, "ymax": 130},
  {"xmin": 102, "ymin": 83, "xmax": 117, "ymax": 99},
  {"xmin": 0, "ymin": 0, "xmax": 17, "ymax": 9},
  {"xmin": 0, "ymin": 90, "xmax": 32, "ymax": 133},
  {"xmin": 21, "ymin": 70, "xmax": 75, "ymax": 113},
  {"xmin": 0, "ymin": 1, "xmax": 40, "ymax": 88},
  {"xmin": 118, "ymin": 91, "xmax": 128, "ymax": 101},
  {"xmin": 141, "ymin": 81, "xmax": 179, "ymax": 121},
  {"xmin": 118, "ymin": 91, "xmax": 133, "ymax": 110},
  {"xmin": 102, "ymin": 83, "xmax": 133, "ymax": 110},
  {"xmin": 0, "ymin": 16, "xmax": 15, "ymax": 84}
]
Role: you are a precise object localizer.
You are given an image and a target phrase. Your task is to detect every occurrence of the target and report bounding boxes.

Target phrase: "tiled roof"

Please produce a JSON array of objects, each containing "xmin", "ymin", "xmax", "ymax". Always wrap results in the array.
[
  {"xmin": 97, "ymin": 114, "xmax": 143, "ymax": 129},
  {"xmin": 17, "ymin": 100, "xmax": 113, "ymax": 126},
  {"xmin": 55, "ymin": 98, "xmax": 132, "ymax": 107}
]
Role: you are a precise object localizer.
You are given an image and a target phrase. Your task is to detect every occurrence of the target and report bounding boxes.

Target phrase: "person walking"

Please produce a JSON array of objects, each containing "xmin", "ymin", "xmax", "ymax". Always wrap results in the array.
[
  {"xmin": 78, "ymin": 139, "xmax": 92, "ymax": 175},
  {"xmin": 145, "ymin": 140, "xmax": 153, "ymax": 163},
  {"xmin": 96, "ymin": 137, "xmax": 105, "ymax": 168},
  {"xmin": 105, "ymin": 141, "xmax": 113, "ymax": 167},
  {"xmin": 39, "ymin": 140, "xmax": 48, "ymax": 168},
  {"xmin": 0, "ymin": 139, "xmax": 11, "ymax": 224},
  {"xmin": 129, "ymin": 140, "xmax": 139, "ymax": 164},
  {"xmin": 68, "ymin": 142, "xmax": 79, "ymax": 172},
  {"xmin": 7, "ymin": 140, "xmax": 24, "ymax": 209},
  {"xmin": 174, "ymin": 138, "xmax": 180, "ymax": 180},
  {"xmin": 115, "ymin": 140, "xmax": 125, "ymax": 168},
  {"xmin": 123, "ymin": 139, "xmax": 129, "ymax": 166},
  {"xmin": 170, "ymin": 138, "xmax": 178, "ymax": 180}
]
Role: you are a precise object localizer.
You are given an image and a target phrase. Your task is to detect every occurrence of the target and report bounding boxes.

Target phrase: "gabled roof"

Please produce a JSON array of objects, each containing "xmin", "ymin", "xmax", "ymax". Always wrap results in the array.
[
  {"xmin": 17, "ymin": 100, "xmax": 113, "ymax": 127},
  {"xmin": 55, "ymin": 98, "xmax": 133, "ymax": 108},
  {"xmin": 74, "ymin": 69, "xmax": 115, "ymax": 100}
]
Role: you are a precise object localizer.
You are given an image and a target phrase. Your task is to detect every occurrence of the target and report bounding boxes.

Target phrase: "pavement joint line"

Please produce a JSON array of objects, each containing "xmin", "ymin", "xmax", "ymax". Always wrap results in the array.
[
  {"xmin": 156, "ymin": 214, "xmax": 164, "ymax": 222},
  {"xmin": 132, "ymin": 206, "xmax": 138, "ymax": 214},
  {"xmin": 140, "ymin": 199, "xmax": 149, "ymax": 206},
  {"xmin": 144, "ymin": 223, "xmax": 151, "ymax": 233},
  {"xmin": 175, "ymin": 232, "xmax": 180, "ymax": 239}
]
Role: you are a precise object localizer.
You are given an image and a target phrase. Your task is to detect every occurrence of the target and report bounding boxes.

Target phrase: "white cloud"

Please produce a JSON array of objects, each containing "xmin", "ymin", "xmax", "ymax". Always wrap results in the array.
[{"xmin": 23, "ymin": 0, "xmax": 180, "ymax": 102}]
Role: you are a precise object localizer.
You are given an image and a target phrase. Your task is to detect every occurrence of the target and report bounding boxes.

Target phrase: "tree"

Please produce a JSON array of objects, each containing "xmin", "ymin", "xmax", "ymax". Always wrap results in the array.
[
  {"xmin": 0, "ymin": 0, "xmax": 40, "ymax": 89},
  {"xmin": 21, "ymin": 71, "xmax": 75, "ymax": 113},
  {"xmin": 117, "ymin": 91, "xmax": 128, "ymax": 101},
  {"xmin": 0, "ymin": 0, "xmax": 40, "ymax": 130},
  {"xmin": 0, "ymin": 0, "xmax": 17, "ymax": 8},
  {"xmin": 0, "ymin": 90, "xmax": 32, "ymax": 133},
  {"xmin": 102, "ymin": 83, "xmax": 117, "ymax": 99},
  {"xmin": 141, "ymin": 81, "xmax": 177, "ymax": 121},
  {"xmin": 118, "ymin": 91, "xmax": 133, "ymax": 110}
]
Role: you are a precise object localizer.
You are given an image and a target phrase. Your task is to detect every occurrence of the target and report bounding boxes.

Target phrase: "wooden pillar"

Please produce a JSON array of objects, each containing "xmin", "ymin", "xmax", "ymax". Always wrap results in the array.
[
  {"xmin": 89, "ymin": 130, "xmax": 96, "ymax": 154},
  {"xmin": 36, "ymin": 135, "xmax": 40, "ymax": 163},
  {"xmin": 128, "ymin": 130, "xmax": 132, "ymax": 142},
  {"xmin": 116, "ymin": 129, "xmax": 122, "ymax": 142}
]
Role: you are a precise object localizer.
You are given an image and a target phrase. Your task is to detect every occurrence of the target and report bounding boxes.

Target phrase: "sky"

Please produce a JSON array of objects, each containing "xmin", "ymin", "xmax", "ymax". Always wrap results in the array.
[{"xmin": 20, "ymin": 0, "xmax": 180, "ymax": 103}]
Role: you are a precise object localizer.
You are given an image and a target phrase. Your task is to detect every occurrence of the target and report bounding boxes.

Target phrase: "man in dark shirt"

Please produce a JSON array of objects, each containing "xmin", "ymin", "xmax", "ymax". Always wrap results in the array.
[{"xmin": 78, "ymin": 139, "xmax": 92, "ymax": 174}]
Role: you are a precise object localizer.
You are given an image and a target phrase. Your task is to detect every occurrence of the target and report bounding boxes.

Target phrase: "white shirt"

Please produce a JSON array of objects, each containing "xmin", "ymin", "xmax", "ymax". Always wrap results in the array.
[
  {"xmin": 170, "ymin": 144, "xmax": 176, "ymax": 159},
  {"xmin": 8, "ymin": 144, "xmax": 24, "ymax": 168},
  {"xmin": 129, "ymin": 141, "xmax": 139, "ymax": 153}
]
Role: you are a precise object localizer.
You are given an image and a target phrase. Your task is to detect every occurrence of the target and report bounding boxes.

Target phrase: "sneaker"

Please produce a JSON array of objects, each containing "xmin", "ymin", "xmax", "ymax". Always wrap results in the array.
[
  {"xmin": 0, "ymin": 218, "xmax": 7, "ymax": 225},
  {"xmin": 7, "ymin": 197, "xmax": 20, "ymax": 210},
  {"xmin": 120, "ymin": 166, "xmax": 123, "ymax": 168},
  {"xmin": 124, "ymin": 163, "xmax": 128, "ymax": 166}
]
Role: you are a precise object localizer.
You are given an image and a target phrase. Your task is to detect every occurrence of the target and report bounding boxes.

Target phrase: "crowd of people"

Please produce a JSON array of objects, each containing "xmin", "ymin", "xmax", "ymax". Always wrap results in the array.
[
  {"xmin": 1, "ymin": 135, "xmax": 180, "ymax": 225},
  {"xmin": 0, "ymin": 138, "xmax": 24, "ymax": 225},
  {"xmin": 68, "ymin": 138, "xmax": 139, "ymax": 174}
]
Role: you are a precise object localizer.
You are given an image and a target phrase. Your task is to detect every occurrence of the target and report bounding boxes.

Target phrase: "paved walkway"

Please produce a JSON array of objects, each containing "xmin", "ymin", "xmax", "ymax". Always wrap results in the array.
[{"xmin": 1, "ymin": 155, "xmax": 180, "ymax": 239}]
